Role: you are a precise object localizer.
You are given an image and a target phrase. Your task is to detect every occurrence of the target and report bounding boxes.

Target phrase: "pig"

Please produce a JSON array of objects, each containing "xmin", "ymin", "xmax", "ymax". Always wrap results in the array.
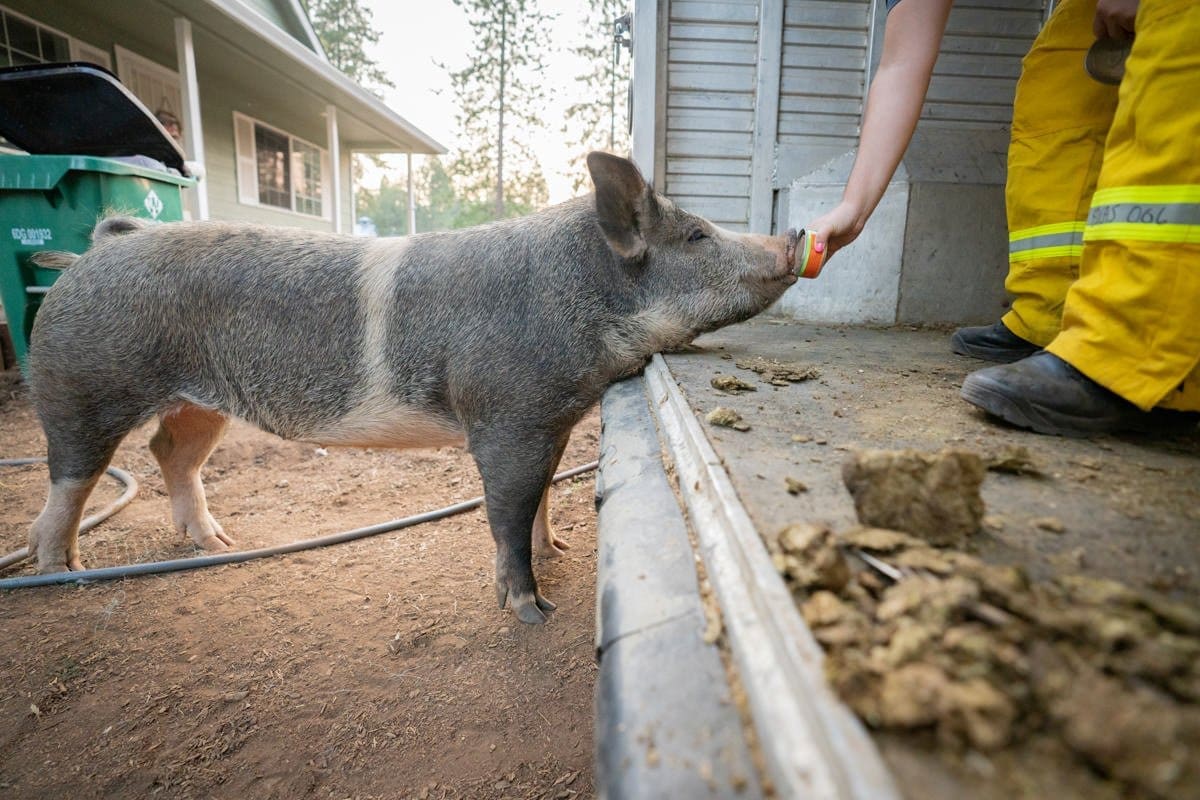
[{"xmin": 26, "ymin": 151, "xmax": 798, "ymax": 624}]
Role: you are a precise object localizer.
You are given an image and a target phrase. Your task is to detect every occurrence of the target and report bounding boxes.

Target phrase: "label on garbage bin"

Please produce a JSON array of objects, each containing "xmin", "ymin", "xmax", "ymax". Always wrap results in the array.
[
  {"xmin": 11, "ymin": 227, "xmax": 53, "ymax": 246},
  {"xmin": 144, "ymin": 189, "xmax": 163, "ymax": 219}
]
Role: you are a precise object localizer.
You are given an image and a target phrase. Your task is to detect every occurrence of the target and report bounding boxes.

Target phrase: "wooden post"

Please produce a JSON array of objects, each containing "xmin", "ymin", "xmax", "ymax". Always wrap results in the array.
[{"xmin": 749, "ymin": 0, "xmax": 784, "ymax": 234}]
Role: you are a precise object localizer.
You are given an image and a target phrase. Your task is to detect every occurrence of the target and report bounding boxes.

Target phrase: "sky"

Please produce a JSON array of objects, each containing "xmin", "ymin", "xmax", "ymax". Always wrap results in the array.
[{"xmin": 357, "ymin": 0, "xmax": 613, "ymax": 204}]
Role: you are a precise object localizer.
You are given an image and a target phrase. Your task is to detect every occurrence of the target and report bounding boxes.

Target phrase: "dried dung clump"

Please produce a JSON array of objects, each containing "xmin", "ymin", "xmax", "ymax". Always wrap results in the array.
[
  {"xmin": 842, "ymin": 449, "xmax": 985, "ymax": 547},
  {"xmin": 773, "ymin": 529, "xmax": 1200, "ymax": 799},
  {"xmin": 985, "ymin": 444, "xmax": 1045, "ymax": 477},
  {"xmin": 767, "ymin": 523, "xmax": 850, "ymax": 593},
  {"xmin": 784, "ymin": 477, "xmax": 808, "ymax": 495},
  {"xmin": 735, "ymin": 356, "xmax": 821, "ymax": 386},
  {"xmin": 706, "ymin": 406, "xmax": 750, "ymax": 432},
  {"xmin": 711, "ymin": 374, "xmax": 757, "ymax": 393}
]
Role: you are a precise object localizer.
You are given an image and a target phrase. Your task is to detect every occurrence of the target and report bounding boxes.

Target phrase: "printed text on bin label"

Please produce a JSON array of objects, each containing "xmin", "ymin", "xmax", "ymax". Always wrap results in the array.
[{"xmin": 11, "ymin": 228, "xmax": 53, "ymax": 246}]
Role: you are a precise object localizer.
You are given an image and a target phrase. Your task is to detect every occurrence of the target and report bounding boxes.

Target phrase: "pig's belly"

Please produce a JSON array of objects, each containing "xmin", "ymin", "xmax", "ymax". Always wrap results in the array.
[{"xmin": 300, "ymin": 396, "xmax": 467, "ymax": 450}]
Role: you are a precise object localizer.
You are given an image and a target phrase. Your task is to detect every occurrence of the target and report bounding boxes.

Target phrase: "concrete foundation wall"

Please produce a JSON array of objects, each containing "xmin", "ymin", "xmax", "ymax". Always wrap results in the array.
[{"xmin": 778, "ymin": 128, "xmax": 1012, "ymax": 325}]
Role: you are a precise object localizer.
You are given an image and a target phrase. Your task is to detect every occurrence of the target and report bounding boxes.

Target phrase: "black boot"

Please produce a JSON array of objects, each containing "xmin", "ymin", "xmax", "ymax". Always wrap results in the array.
[
  {"xmin": 951, "ymin": 321, "xmax": 1040, "ymax": 363},
  {"xmin": 961, "ymin": 352, "xmax": 1147, "ymax": 436}
]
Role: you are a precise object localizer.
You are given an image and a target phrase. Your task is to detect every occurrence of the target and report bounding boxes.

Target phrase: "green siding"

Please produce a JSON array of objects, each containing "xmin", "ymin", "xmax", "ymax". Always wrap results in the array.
[
  {"xmin": 4, "ymin": 0, "xmax": 176, "ymax": 73},
  {"xmin": 200, "ymin": 80, "xmax": 348, "ymax": 232},
  {"xmin": 0, "ymin": 0, "xmax": 354, "ymax": 233},
  {"xmin": 241, "ymin": 0, "xmax": 290, "ymax": 31},
  {"xmin": 241, "ymin": 0, "xmax": 317, "ymax": 51}
]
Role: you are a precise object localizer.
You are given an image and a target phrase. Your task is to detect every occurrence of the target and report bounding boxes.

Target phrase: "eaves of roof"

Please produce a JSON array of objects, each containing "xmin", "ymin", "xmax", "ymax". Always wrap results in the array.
[{"xmin": 163, "ymin": 0, "xmax": 446, "ymax": 153}]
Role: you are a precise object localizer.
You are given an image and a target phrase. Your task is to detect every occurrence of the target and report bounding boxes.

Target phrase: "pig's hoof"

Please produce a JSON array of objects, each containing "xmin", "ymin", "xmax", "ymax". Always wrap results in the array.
[
  {"xmin": 195, "ymin": 534, "xmax": 233, "ymax": 552},
  {"xmin": 514, "ymin": 594, "xmax": 556, "ymax": 625},
  {"xmin": 35, "ymin": 550, "xmax": 84, "ymax": 572},
  {"xmin": 535, "ymin": 535, "xmax": 570, "ymax": 559},
  {"xmin": 186, "ymin": 515, "xmax": 235, "ymax": 551},
  {"xmin": 498, "ymin": 587, "xmax": 557, "ymax": 625}
]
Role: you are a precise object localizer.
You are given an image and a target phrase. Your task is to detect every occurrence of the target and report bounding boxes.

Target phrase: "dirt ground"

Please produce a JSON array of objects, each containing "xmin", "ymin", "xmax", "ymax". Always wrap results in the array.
[{"xmin": 0, "ymin": 369, "xmax": 600, "ymax": 800}]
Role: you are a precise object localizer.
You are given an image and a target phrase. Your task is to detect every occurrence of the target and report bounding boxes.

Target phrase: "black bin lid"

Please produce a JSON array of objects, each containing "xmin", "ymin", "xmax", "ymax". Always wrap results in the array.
[{"xmin": 0, "ymin": 62, "xmax": 187, "ymax": 175}]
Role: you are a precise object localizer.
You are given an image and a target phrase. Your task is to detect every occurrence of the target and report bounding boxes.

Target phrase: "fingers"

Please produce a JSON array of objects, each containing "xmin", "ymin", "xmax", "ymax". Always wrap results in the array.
[
  {"xmin": 1094, "ymin": 0, "xmax": 1137, "ymax": 40},
  {"xmin": 810, "ymin": 226, "xmax": 850, "ymax": 263},
  {"xmin": 806, "ymin": 201, "xmax": 866, "ymax": 264},
  {"xmin": 1107, "ymin": 17, "xmax": 1130, "ymax": 39}
]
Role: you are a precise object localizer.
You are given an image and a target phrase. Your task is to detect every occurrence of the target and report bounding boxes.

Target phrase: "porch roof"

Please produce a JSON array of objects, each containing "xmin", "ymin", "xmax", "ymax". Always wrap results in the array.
[{"xmin": 163, "ymin": 0, "xmax": 445, "ymax": 154}]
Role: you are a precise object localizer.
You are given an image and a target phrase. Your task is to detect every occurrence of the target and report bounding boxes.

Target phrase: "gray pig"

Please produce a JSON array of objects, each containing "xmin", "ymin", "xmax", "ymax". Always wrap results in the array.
[{"xmin": 27, "ymin": 152, "xmax": 798, "ymax": 624}]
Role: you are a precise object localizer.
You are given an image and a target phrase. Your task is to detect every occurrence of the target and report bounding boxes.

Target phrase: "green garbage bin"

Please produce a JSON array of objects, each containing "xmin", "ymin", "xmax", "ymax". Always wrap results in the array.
[
  {"xmin": 0, "ymin": 153, "xmax": 194, "ymax": 375},
  {"xmin": 0, "ymin": 61, "xmax": 197, "ymax": 376}
]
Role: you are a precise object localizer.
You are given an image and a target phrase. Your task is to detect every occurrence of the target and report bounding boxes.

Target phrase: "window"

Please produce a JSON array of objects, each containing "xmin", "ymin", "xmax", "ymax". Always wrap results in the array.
[
  {"xmin": 292, "ymin": 139, "xmax": 324, "ymax": 216},
  {"xmin": 0, "ymin": 6, "xmax": 111, "ymax": 153},
  {"xmin": 0, "ymin": 8, "xmax": 68, "ymax": 66},
  {"xmin": 0, "ymin": 5, "xmax": 110, "ymax": 69},
  {"xmin": 255, "ymin": 124, "xmax": 291, "ymax": 208},
  {"xmin": 234, "ymin": 112, "xmax": 330, "ymax": 218}
]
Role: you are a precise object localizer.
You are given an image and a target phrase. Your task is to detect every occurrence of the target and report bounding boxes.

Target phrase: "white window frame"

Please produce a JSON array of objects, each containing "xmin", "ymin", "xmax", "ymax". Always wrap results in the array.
[
  {"xmin": 0, "ymin": 4, "xmax": 111, "ymax": 154},
  {"xmin": 233, "ymin": 111, "xmax": 332, "ymax": 221},
  {"xmin": 0, "ymin": 4, "xmax": 111, "ymax": 69}
]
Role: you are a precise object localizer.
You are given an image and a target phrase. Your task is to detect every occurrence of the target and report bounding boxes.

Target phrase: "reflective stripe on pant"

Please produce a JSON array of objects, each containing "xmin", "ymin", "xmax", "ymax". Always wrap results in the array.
[
  {"xmin": 1046, "ymin": 0, "xmax": 1200, "ymax": 412},
  {"xmin": 1001, "ymin": 0, "xmax": 1117, "ymax": 348}
]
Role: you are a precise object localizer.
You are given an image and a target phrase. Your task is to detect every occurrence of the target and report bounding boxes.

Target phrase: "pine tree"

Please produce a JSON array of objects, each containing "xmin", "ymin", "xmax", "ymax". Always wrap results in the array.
[
  {"xmin": 302, "ymin": 0, "xmax": 397, "ymax": 226},
  {"xmin": 300, "ymin": 0, "xmax": 394, "ymax": 96},
  {"xmin": 447, "ymin": 0, "xmax": 555, "ymax": 219}
]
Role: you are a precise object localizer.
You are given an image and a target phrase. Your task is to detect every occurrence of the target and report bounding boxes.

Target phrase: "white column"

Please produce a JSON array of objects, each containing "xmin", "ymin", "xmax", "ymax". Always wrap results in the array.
[
  {"xmin": 348, "ymin": 148, "xmax": 357, "ymax": 233},
  {"xmin": 407, "ymin": 152, "xmax": 416, "ymax": 235},
  {"xmin": 326, "ymin": 105, "xmax": 342, "ymax": 233},
  {"xmin": 174, "ymin": 17, "xmax": 209, "ymax": 220}
]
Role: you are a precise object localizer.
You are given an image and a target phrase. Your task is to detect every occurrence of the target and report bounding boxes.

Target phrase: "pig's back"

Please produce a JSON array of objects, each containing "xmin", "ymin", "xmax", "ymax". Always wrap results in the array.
[{"xmin": 31, "ymin": 223, "xmax": 376, "ymax": 439}]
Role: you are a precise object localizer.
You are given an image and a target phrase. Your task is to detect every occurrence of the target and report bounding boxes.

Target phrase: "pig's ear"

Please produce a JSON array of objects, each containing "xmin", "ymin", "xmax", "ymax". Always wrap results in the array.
[{"xmin": 587, "ymin": 151, "xmax": 653, "ymax": 261}]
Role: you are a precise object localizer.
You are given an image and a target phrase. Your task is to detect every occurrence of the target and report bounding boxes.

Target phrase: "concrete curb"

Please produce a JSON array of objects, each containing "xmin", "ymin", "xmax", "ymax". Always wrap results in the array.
[
  {"xmin": 643, "ymin": 355, "xmax": 901, "ymax": 800},
  {"xmin": 594, "ymin": 376, "xmax": 763, "ymax": 800}
]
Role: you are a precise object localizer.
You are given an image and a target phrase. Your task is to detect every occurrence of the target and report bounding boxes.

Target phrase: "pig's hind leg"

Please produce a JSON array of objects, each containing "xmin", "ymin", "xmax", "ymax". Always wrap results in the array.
[
  {"xmin": 532, "ymin": 435, "xmax": 571, "ymax": 558},
  {"xmin": 149, "ymin": 403, "xmax": 234, "ymax": 552},
  {"xmin": 29, "ymin": 471, "xmax": 109, "ymax": 572},
  {"xmin": 29, "ymin": 417, "xmax": 135, "ymax": 572},
  {"xmin": 471, "ymin": 427, "xmax": 562, "ymax": 624}
]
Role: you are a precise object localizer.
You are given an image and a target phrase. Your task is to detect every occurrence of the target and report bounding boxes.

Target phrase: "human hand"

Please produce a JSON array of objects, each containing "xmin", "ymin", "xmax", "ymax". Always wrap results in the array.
[
  {"xmin": 1094, "ymin": 0, "xmax": 1138, "ymax": 39},
  {"xmin": 806, "ymin": 201, "xmax": 868, "ymax": 263}
]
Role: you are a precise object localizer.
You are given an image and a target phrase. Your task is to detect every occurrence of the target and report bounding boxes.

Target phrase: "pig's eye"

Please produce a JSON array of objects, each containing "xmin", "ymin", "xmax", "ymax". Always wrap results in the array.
[{"xmin": 687, "ymin": 228, "xmax": 707, "ymax": 243}]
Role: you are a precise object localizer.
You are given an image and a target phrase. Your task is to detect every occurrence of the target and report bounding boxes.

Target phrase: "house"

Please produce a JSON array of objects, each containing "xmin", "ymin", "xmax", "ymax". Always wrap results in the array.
[
  {"xmin": 0, "ymin": 0, "xmax": 444, "ymax": 233},
  {"xmin": 628, "ymin": 0, "xmax": 1048, "ymax": 325}
]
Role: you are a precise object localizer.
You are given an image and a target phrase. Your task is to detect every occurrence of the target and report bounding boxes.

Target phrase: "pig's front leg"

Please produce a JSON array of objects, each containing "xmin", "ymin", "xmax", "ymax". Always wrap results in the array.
[{"xmin": 471, "ymin": 427, "xmax": 560, "ymax": 624}]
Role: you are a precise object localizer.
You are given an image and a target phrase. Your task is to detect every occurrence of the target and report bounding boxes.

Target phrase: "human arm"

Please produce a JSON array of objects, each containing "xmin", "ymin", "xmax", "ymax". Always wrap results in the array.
[{"xmin": 806, "ymin": 0, "xmax": 954, "ymax": 261}]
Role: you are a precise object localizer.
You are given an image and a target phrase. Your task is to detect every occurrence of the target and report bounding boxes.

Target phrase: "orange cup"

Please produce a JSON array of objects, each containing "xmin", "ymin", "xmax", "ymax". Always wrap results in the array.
[{"xmin": 794, "ymin": 229, "xmax": 826, "ymax": 279}]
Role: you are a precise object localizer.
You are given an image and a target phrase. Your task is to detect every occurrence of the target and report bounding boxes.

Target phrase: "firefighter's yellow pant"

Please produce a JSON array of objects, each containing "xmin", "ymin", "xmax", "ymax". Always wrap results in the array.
[{"xmin": 1001, "ymin": 0, "xmax": 1200, "ymax": 411}]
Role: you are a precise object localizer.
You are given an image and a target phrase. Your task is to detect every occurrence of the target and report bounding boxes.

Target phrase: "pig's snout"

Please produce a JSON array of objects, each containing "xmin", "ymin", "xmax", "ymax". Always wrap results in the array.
[
  {"xmin": 737, "ymin": 230, "xmax": 797, "ymax": 282},
  {"xmin": 769, "ymin": 230, "xmax": 798, "ymax": 279},
  {"xmin": 785, "ymin": 228, "xmax": 800, "ymax": 270}
]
